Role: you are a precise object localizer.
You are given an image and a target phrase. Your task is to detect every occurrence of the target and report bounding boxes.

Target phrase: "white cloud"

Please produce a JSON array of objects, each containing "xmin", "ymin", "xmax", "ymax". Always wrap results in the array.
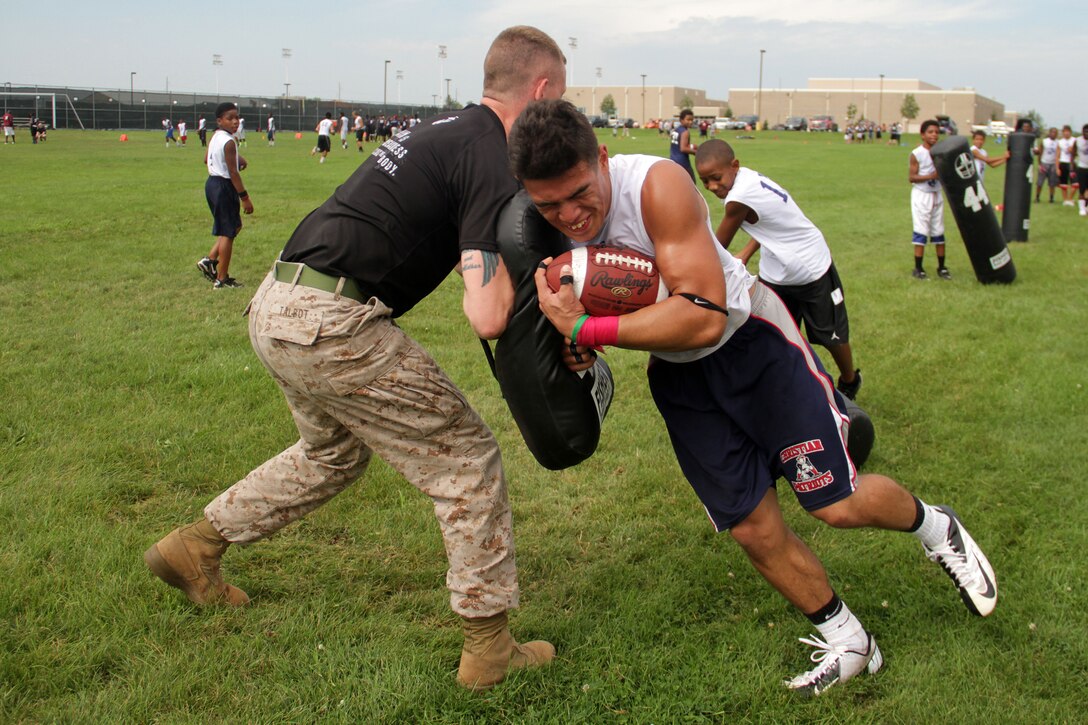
[{"xmin": 480, "ymin": 0, "xmax": 996, "ymax": 37}]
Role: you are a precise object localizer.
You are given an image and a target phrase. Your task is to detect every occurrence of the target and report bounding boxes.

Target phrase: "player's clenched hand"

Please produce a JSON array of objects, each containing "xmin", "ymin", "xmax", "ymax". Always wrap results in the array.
[
  {"xmin": 560, "ymin": 340, "xmax": 597, "ymax": 373},
  {"xmin": 533, "ymin": 259, "xmax": 585, "ymax": 338},
  {"xmin": 242, "ymin": 198, "xmax": 254, "ymax": 215}
]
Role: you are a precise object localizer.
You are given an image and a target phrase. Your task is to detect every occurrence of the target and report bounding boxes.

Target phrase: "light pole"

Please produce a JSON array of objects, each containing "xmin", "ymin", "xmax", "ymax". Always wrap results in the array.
[
  {"xmin": 396, "ymin": 70, "xmax": 403, "ymax": 113},
  {"xmin": 212, "ymin": 54, "xmax": 223, "ymax": 98},
  {"xmin": 568, "ymin": 37, "xmax": 577, "ymax": 87},
  {"xmin": 757, "ymin": 49, "xmax": 765, "ymax": 126},
  {"xmin": 640, "ymin": 74, "xmax": 646, "ymax": 128},
  {"xmin": 437, "ymin": 45, "xmax": 447, "ymax": 109},
  {"xmin": 444, "ymin": 78, "xmax": 452, "ymax": 108},
  {"xmin": 593, "ymin": 66, "xmax": 601, "ymax": 115},
  {"xmin": 282, "ymin": 48, "xmax": 292, "ymax": 119},
  {"xmin": 879, "ymin": 73, "xmax": 885, "ymax": 128},
  {"xmin": 384, "ymin": 59, "xmax": 391, "ymax": 110},
  {"xmin": 130, "ymin": 72, "xmax": 135, "ymax": 105}
]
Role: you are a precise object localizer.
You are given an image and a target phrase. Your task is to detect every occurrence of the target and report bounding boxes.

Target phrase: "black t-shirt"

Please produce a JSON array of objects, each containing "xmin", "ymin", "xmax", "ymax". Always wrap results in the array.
[{"xmin": 281, "ymin": 103, "xmax": 516, "ymax": 317}]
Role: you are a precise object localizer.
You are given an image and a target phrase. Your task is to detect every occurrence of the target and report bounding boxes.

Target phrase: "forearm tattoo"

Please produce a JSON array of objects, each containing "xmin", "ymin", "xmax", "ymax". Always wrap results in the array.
[{"xmin": 463, "ymin": 251, "xmax": 500, "ymax": 286}]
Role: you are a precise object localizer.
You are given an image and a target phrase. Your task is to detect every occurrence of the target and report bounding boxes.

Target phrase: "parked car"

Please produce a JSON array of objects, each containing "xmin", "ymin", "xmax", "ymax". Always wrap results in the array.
[
  {"xmin": 735, "ymin": 114, "xmax": 759, "ymax": 129},
  {"xmin": 936, "ymin": 115, "xmax": 958, "ymax": 135},
  {"xmin": 784, "ymin": 116, "xmax": 808, "ymax": 131},
  {"xmin": 970, "ymin": 120, "xmax": 1010, "ymax": 136},
  {"xmin": 713, "ymin": 117, "xmax": 732, "ymax": 131},
  {"xmin": 809, "ymin": 115, "xmax": 838, "ymax": 132},
  {"xmin": 587, "ymin": 114, "xmax": 608, "ymax": 128}
]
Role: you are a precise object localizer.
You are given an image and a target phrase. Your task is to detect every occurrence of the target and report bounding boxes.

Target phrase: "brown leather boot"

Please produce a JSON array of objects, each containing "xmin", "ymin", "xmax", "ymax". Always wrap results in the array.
[
  {"xmin": 456, "ymin": 611, "xmax": 555, "ymax": 691},
  {"xmin": 143, "ymin": 517, "xmax": 250, "ymax": 606}
]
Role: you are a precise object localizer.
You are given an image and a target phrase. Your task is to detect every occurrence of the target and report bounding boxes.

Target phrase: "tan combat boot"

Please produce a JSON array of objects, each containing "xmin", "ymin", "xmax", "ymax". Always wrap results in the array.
[
  {"xmin": 456, "ymin": 611, "xmax": 555, "ymax": 691},
  {"xmin": 143, "ymin": 517, "xmax": 250, "ymax": 606}
]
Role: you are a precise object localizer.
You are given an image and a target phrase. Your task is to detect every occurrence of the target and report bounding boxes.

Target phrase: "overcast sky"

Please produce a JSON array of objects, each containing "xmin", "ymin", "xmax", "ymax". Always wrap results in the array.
[{"xmin": 2, "ymin": 1, "xmax": 1078, "ymax": 127}]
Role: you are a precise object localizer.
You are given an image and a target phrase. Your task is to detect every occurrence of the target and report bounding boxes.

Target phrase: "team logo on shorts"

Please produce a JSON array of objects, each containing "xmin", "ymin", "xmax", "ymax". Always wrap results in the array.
[{"xmin": 780, "ymin": 439, "xmax": 835, "ymax": 493}]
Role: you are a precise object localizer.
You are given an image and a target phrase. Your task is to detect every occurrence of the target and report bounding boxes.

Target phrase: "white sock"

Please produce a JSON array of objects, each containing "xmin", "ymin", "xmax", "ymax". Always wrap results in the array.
[
  {"xmin": 815, "ymin": 599, "xmax": 867, "ymax": 648},
  {"xmin": 913, "ymin": 500, "xmax": 951, "ymax": 549}
]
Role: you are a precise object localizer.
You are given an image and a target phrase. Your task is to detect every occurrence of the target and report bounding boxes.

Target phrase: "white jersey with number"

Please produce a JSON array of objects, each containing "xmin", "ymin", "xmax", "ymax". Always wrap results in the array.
[
  {"xmin": 912, "ymin": 145, "xmax": 941, "ymax": 193},
  {"xmin": 569, "ymin": 153, "xmax": 756, "ymax": 363},
  {"xmin": 1039, "ymin": 137, "xmax": 1058, "ymax": 165},
  {"xmin": 1075, "ymin": 137, "xmax": 1088, "ymax": 169},
  {"xmin": 318, "ymin": 118, "xmax": 334, "ymax": 137},
  {"xmin": 1058, "ymin": 137, "xmax": 1075, "ymax": 164},
  {"xmin": 724, "ymin": 167, "xmax": 832, "ymax": 286},
  {"xmin": 207, "ymin": 129, "xmax": 237, "ymax": 179}
]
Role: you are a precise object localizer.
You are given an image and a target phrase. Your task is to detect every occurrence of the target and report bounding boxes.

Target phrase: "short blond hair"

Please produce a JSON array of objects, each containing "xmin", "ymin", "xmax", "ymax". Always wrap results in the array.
[{"xmin": 483, "ymin": 26, "xmax": 565, "ymax": 100}]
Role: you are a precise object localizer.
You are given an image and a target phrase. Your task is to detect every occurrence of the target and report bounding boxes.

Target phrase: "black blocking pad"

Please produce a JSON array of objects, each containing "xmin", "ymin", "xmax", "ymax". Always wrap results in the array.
[{"xmin": 491, "ymin": 190, "xmax": 614, "ymax": 470}]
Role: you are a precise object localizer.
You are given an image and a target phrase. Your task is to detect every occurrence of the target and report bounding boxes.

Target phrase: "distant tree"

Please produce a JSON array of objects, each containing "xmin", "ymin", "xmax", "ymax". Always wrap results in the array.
[
  {"xmin": 723, "ymin": 104, "xmax": 733, "ymax": 118},
  {"xmin": 900, "ymin": 93, "xmax": 919, "ymax": 122},
  {"xmin": 680, "ymin": 94, "xmax": 694, "ymax": 109},
  {"xmin": 846, "ymin": 103, "xmax": 858, "ymax": 122},
  {"xmin": 600, "ymin": 94, "xmax": 617, "ymax": 116},
  {"xmin": 443, "ymin": 96, "xmax": 463, "ymax": 111}
]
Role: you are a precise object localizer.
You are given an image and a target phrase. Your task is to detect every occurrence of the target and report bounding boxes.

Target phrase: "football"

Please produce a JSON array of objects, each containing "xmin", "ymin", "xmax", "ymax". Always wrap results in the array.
[{"xmin": 546, "ymin": 245, "xmax": 668, "ymax": 316}]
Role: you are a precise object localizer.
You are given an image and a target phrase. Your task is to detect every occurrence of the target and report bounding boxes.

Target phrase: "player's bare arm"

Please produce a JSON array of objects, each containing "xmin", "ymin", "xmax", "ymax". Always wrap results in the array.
[
  {"xmin": 533, "ymin": 163, "xmax": 727, "ymax": 353},
  {"xmin": 680, "ymin": 129, "xmax": 697, "ymax": 155},
  {"xmin": 908, "ymin": 154, "xmax": 935, "ymax": 183},
  {"xmin": 713, "ymin": 200, "xmax": 757, "ymax": 249},
  {"xmin": 461, "ymin": 248, "xmax": 514, "ymax": 340},
  {"xmin": 223, "ymin": 140, "xmax": 253, "ymax": 214},
  {"xmin": 737, "ymin": 238, "xmax": 760, "ymax": 266}
]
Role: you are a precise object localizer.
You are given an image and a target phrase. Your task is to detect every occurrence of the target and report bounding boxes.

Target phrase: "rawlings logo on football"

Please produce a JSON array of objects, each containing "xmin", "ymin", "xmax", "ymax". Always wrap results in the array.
[
  {"xmin": 590, "ymin": 271, "xmax": 656, "ymax": 294},
  {"xmin": 611, "ymin": 287, "xmax": 632, "ymax": 298}
]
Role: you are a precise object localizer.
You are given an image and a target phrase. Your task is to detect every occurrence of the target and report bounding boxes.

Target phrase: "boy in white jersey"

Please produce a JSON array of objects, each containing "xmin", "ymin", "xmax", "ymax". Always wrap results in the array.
[
  {"xmin": 694, "ymin": 139, "xmax": 861, "ymax": 400},
  {"xmin": 311, "ymin": 112, "xmax": 335, "ymax": 163},
  {"xmin": 1057, "ymin": 125, "xmax": 1076, "ymax": 206},
  {"xmin": 1035, "ymin": 128, "xmax": 1059, "ymax": 203},
  {"xmin": 1074, "ymin": 124, "xmax": 1088, "ymax": 216},
  {"xmin": 511, "ymin": 99, "xmax": 997, "ymax": 697},
  {"xmin": 196, "ymin": 102, "xmax": 253, "ymax": 289},
  {"xmin": 339, "ymin": 112, "xmax": 349, "ymax": 149},
  {"xmin": 970, "ymin": 130, "xmax": 1008, "ymax": 184},
  {"xmin": 352, "ymin": 111, "xmax": 364, "ymax": 152},
  {"xmin": 909, "ymin": 120, "xmax": 949, "ymax": 280}
]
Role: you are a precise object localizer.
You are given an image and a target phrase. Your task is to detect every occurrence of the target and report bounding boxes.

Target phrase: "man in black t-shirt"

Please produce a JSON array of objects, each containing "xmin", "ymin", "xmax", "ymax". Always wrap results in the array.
[{"xmin": 145, "ymin": 26, "xmax": 567, "ymax": 692}]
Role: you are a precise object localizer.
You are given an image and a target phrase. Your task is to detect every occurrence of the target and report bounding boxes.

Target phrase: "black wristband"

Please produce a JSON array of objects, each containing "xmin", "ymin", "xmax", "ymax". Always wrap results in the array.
[{"xmin": 238, "ymin": 190, "xmax": 249, "ymax": 199}]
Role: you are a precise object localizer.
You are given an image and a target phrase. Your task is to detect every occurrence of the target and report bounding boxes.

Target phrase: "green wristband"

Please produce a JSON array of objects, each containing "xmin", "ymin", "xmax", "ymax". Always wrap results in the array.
[{"xmin": 570, "ymin": 314, "xmax": 591, "ymax": 346}]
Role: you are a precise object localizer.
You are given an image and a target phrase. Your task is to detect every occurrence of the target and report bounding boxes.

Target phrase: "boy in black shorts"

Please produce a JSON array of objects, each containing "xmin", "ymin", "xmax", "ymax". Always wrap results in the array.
[{"xmin": 197, "ymin": 102, "xmax": 253, "ymax": 289}]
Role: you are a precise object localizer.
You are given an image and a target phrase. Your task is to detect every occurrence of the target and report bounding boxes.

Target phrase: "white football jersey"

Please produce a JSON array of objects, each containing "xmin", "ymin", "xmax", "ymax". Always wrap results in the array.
[
  {"xmin": 206, "ymin": 129, "xmax": 237, "ymax": 178},
  {"xmin": 318, "ymin": 118, "xmax": 335, "ymax": 136},
  {"xmin": 1057, "ymin": 137, "xmax": 1075, "ymax": 163},
  {"xmin": 724, "ymin": 167, "xmax": 832, "ymax": 286},
  {"xmin": 568, "ymin": 153, "xmax": 756, "ymax": 363},
  {"xmin": 912, "ymin": 145, "xmax": 941, "ymax": 193},
  {"xmin": 1075, "ymin": 137, "xmax": 1088, "ymax": 168},
  {"xmin": 1040, "ymin": 137, "xmax": 1058, "ymax": 165},
  {"xmin": 973, "ymin": 146, "xmax": 989, "ymax": 181}
]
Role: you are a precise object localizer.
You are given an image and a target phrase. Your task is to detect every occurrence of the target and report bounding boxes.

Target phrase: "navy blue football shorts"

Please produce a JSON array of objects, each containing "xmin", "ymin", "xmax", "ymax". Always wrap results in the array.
[
  {"xmin": 647, "ymin": 281, "xmax": 857, "ymax": 531},
  {"xmin": 205, "ymin": 176, "xmax": 242, "ymax": 238}
]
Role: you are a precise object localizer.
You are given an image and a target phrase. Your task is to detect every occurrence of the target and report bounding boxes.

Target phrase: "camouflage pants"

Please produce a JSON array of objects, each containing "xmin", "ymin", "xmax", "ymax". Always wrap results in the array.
[{"xmin": 204, "ymin": 271, "xmax": 519, "ymax": 617}]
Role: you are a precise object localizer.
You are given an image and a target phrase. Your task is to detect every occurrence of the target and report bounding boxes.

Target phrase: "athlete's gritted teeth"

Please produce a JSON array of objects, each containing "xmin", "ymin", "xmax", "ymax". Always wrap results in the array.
[{"xmin": 568, "ymin": 218, "xmax": 590, "ymax": 234}]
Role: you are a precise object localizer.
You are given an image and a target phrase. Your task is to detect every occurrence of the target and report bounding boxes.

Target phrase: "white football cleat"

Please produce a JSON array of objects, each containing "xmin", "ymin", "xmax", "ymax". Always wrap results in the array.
[
  {"xmin": 785, "ymin": 633, "xmax": 883, "ymax": 697},
  {"xmin": 922, "ymin": 506, "xmax": 998, "ymax": 617}
]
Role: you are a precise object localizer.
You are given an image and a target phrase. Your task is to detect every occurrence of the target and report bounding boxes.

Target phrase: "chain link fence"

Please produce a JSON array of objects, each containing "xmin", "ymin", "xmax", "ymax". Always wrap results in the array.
[{"xmin": 1, "ymin": 83, "xmax": 443, "ymax": 132}]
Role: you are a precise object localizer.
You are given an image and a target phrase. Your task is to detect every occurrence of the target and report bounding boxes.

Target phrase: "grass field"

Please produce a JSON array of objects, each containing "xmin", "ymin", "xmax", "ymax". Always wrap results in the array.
[{"xmin": 1, "ymin": 127, "xmax": 1085, "ymax": 723}]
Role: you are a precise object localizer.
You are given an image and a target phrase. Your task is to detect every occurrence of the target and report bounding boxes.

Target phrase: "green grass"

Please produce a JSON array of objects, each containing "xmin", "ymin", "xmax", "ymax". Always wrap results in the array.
[{"xmin": 1, "ymin": 128, "xmax": 1085, "ymax": 723}]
